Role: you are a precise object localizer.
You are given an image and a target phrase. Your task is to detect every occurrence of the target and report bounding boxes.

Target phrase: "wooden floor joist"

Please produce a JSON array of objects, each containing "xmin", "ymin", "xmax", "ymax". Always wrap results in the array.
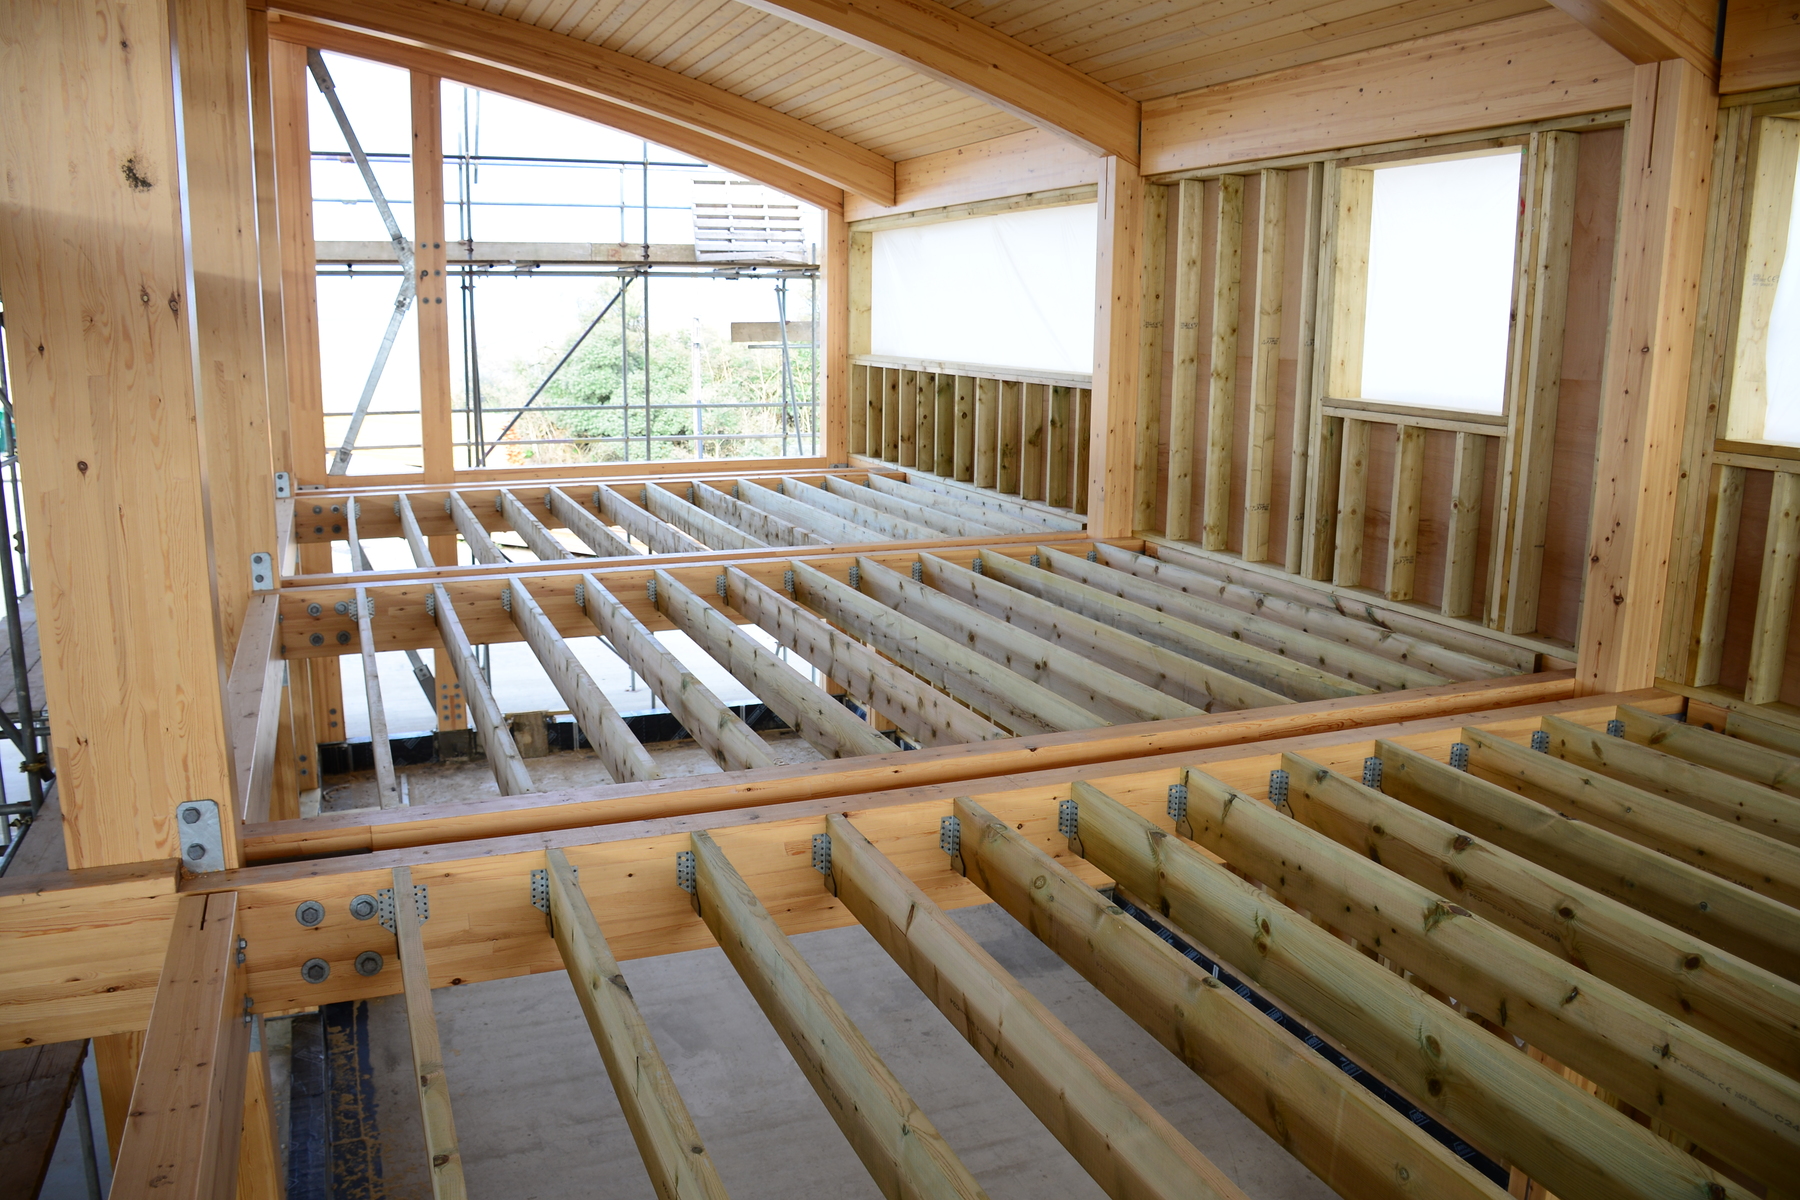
[
  {"xmin": 824, "ymin": 814, "xmax": 1250, "ymax": 1200},
  {"xmin": 498, "ymin": 489, "xmax": 572, "ymax": 561},
  {"xmin": 1286, "ymin": 746, "xmax": 1800, "ymax": 1080},
  {"xmin": 692, "ymin": 480, "xmax": 823, "ymax": 547},
  {"xmin": 642, "ymin": 483, "xmax": 765, "ymax": 551},
  {"xmin": 951, "ymin": 798, "xmax": 1505, "ymax": 1200},
  {"xmin": 857, "ymin": 555, "xmax": 1199, "ymax": 726},
  {"xmin": 543, "ymin": 849, "xmax": 728, "ymax": 1198},
  {"xmin": 864, "ymin": 474, "xmax": 1042, "ymax": 534},
  {"xmin": 582, "ymin": 573, "xmax": 774, "ymax": 771},
  {"xmin": 653, "ymin": 568, "xmax": 893, "ymax": 759},
  {"xmin": 354, "ymin": 586, "xmax": 400, "ymax": 807},
  {"xmin": 1542, "ymin": 713, "xmax": 1800, "ymax": 846},
  {"xmin": 597, "ymin": 484, "xmax": 709, "ymax": 556},
  {"xmin": 1375, "ymin": 738, "xmax": 1800, "ymax": 982},
  {"xmin": 449, "ymin": 491, "xmax": 509, "ymax": 565},
  {"xmin": 686, "ymin": 831, "xmax": 989, "ymax": 1199},
  {"xmin": 723, "ymin": 566, "xmax": 1005, "ymax": 747},
  {"xmin": 392, "ymin": 865, "xmax": 468, "ymax": 1200},
  {"xmin": 1068, "ymin": 780, "xmax": 1747, "ymax": 1200},
  {"xmin": 1617, "ymin": 703, "xmax": 1800, "ymax": 797},
  {"xmin": 397, "ymin": 494, "xmax": 437, "ymax": 568},
  {"xmin": 432, "ymin": 582, "xmax": 536, "ymax": 795},
  {"xmin": 789, "ymin": 559, "xmax": 1096, "ymax": 735},
  {"xmin": 112, "ymin": 892, "xmax": 248, "ymax": 1200},
  {"xmin": 737, "ymin": 477, "xmax": 871, "ymax": 544},
  {"xmin": 780, "ymin": 478, "xmax": 936, "ymax": 541},
  {"xmin": 922, "ymin": 550, "xmax": 1280, "ymax": 713},
  {"xmin": 1465, "ymin": 726, "xmax": 1800, "ymax": 909},
  {"xmin": 822, "ymin": 476, "xmax": 1003, "ymax": 539},
  {"xmin": 546, "ymin": 486, "xmax": 639, "ymax": 559},
  {"xmin": 508, "ymin": 576, "xmax": 659, "ymax": 784},
  {"xmin": 1173, "ymin": 765, "xmax": 1800, "ymax": 1187}
]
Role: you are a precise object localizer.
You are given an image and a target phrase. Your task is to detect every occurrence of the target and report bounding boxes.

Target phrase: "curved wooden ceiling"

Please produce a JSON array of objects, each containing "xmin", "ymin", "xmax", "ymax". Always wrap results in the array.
[{"xmin": 269, "ymin": 0, "xmax": 1563, "ymax": 206}]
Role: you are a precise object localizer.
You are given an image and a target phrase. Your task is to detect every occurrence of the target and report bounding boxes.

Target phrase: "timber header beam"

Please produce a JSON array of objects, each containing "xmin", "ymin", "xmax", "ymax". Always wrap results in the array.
[
  {"xmin": 734, "ymin": 0, "xmax": 1140, "ymax": 163},
  {"xmin": 264, "ymin": 0, "xmax": 896, "ymax": 205}
]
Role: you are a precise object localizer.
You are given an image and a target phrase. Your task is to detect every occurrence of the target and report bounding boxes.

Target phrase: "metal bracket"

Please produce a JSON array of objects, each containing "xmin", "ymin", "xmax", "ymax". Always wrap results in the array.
[
  {"xmin": 1058, "ymin": 798, "xmax": 1083, "ymax": 857},
  {"xmin": 1530, "ymin": 730, "xmax": 1550, "ymax": 753},
  {"xmin": 500, "ymin": 586, "xmax": 512, "ymax": 613},
  {"xmin": 1361, "ymin": 757, "xmax": 1383, "ymax": 792},
  {"xmin": 939, "ymin": 815, "xmax": 964, "ymax": 876},
  {"xmin": 910, "ymin": 561, "xmax": 922, "ymax": 583},
  {"xmin": 783, "ymin": 569, "xmax": 795, "ymax": 596},
  {"xmin": 971, "ymin": 556, "xmax": 984, "ymax": 575},
  {"xmin": 1087, "ymin": 549, "xmax": 1098, "ymax": 562},
  {"xmin": 647, "ymin": 577, "xmax": 657, "ymax": 604},
  {"xmin": 812, "ymin": 833, "xmax": 836, "ymax": 896},
  {"xmin": 1167, "ymin": 782, "xmax": 1192, "ymax": 838},
  {"xmin": 176, "ymin": 800, "xmax": 225, "ymax": 873},
  {"xmin": 848, "ymin": 563, "xmax": 860, "ymax": 589},
  {"xmin": 274, "ymin": 472, "xmax": 292, "ymax": 499},
  {"xmin": 1267, "ymin": 770, "xmax": 1291, "ymax": 814},
  {"xmin": 1030, "ymin": 553, "xmax": 1041, "ymax": 568},
  {"xmin": 425, "ymin": 591, "xmax": 436, "ymax": 617},
  {"xmin": 376, "ymin": 884, "xmax": 429, "ymax": 933},
  {"xmin": 574, "ymin": 581, "xmax": 586, "ymax": 609},
  {"xmin": 529, "ymin": 866, "xmax": 576, "ymax": 914},
  {"xmin": 1449, "ymin": 742, "xmax": 1470, "ymax": 771},
  {"xmin": 1606, "ymin": 718, "xmax": 1625, "ymax": 737},
  {"xmin": 675, "ymin": 850, "xmax": 696, "ymax": 894},
  {"xmin": 715, "ymin": 573, "xmax": 727, "ymax": 598},
  {"xmin": 250, "ymin": 552, "xmax": 275, "ymax": 593}
]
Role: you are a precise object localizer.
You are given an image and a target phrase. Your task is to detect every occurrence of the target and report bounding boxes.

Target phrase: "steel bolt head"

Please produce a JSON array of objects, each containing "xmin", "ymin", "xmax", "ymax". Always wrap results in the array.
[
  {"xmin": 295, "ymin": 900, "xmax": 326, "ymax": 927},
  {"xmin": 182, "ymin": 806, "xmax": 201, "ymax": 824},
  {"xmin": 349, "ymin": 894, "xmax": 378, "ymax": 920},
  {"xmin": 354, "ymin": 951, "xmax": 384, "ymax": 977},
  {"xmin": 307, "ymin": 603, "xmax": 322, "ymax": 617},
  {"xmin": 309, "ymin": 633, "xmax": 324, "ymax": 646},
  {"xmin": 301, "ymin": 958, "xmax": 330, "ymax": 984},
  {"xmin": 336, "ymin": 630, "xmax": 351, "ymax": 645},
  {"xmin": 334, "ymin": 601, "xmax": 349, "ymax": 615},
  {"xmin": 186, "ymin": 842, "xmax": 206, "ymax": 861}
]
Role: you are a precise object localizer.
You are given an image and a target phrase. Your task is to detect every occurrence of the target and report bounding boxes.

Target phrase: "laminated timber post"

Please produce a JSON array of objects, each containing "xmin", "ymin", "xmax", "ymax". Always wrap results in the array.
[
  {"xmin": 1173, "ymin": 765, "xmax": 1800, "ymax": 1187},
  {"xmin": 111, "ymin": 893, "xmax": 248, "ymax": 1200},
  {"xmin": 1577, "ymin": 59, "xmax": 1717, "ymax": 694},
  {"xmin": 1086, "ymin": 156, "xmax": 1143, "ymax": 540},
  {"xmin": 684, "ymin": 831, "xmax": 990, "ymax": 1199},
  {"xmin": 0, "ymin": 0, "xmax": 239, "ymax": 870},
  {"xmin": 823, "ymin": 815, "xmax": 1249, "ymax": 1200},
  {"xmin": 173, "ymin": 0, "xmax": 282, "ymax": 656},
  {"xmin": 949, "ymin": 798, "xmax": 1505, "ymax": 1200},
  {"xmin": 412, "ymin": 70, "xmax": 456, "ymax": 498},
  {"xmin": 392, "ymin": 864, "xmax": 468, "ymax": 1200},
  {"xmin": 543, "ymin": 849, "xmax": 729, "ymax": 1197},
  {"xmin": 1065, "ymin": 780, "xmax": 1749, "ymax": 1200}
]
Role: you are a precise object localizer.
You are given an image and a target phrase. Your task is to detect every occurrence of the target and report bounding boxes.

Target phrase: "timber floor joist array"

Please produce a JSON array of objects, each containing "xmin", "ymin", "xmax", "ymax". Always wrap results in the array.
[
  {"xmin": 275, "ymin": 468, "xmax": 1545, "ymax": 816},
  {"xmin": 11, "ymin": 690, "xmax": 1800, "ymax": 1200}
]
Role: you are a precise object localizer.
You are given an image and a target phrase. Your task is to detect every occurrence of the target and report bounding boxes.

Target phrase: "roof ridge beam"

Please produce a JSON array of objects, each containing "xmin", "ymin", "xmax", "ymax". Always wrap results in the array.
[{"xmin": 735, "ymin": 0, "xmax": 1140, "ymax": 162}]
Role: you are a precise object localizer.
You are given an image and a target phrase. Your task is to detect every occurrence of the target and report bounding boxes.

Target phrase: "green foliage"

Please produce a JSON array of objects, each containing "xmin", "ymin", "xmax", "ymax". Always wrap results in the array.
[{"xmin": 475, "ymin": 284, "xmax": 817, "ymax": 466}]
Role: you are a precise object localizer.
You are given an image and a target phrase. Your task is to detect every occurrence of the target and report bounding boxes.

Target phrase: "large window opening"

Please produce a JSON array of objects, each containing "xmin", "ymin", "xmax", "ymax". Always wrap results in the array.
[
  {"xmin": 868, "ymin": 201, "xmax": 1097, "ymax": 374},
  {"xmin": 306, "ymin": 50, "xmax": 824, "ymax": 477},
  {"xmin": 1725, "ymin": 114, "xmax": 1800, "ymax": 447}
]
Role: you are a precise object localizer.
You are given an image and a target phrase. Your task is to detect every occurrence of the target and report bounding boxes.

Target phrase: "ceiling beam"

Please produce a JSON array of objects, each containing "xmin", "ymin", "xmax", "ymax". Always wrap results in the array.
[
  {"xmin": 262, "ymin": 0, "xmax": 890, "ymax": 206},
  {"xmin": 735, "ymin": 0, "xmax": 1140, "ymax": 163},
  {"xmin": 1546, "ymin": 0, "xmax": 1718, "ymax": 76}
]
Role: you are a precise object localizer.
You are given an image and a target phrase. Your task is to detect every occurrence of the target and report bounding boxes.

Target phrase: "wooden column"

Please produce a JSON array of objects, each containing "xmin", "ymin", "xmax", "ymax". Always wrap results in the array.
[
  {"xmin": 112, "ymin": 893, "xmax": 248, "ymax": 1200},
  {"xmin": 1086, "ymin": 155, "xmax": 1144, "ymax": 539},
  {"xmin": 0, "ymin": 0, "xmax": 238, "ymax": 869},
  {"xmin": 246, "ymin": 10, "xmax": 293, "ymax": 480},
  {"xmin": 831, "ymin": 213, "xmax": 858, "ymax": 465},
  {"xmin": 174, "ymin": 0, "xmax": 281, "ymax": 657},
  {"xmin": 413, "ymin": 72, "xmax": 455, "ymax": 484},
  {"xmin": 1577, "ymin": 60, "xmax": 1717, "ymax": 693},
  {"xmin": 271, "ymin": 39, "xmax": 326, "ymax": 491}
]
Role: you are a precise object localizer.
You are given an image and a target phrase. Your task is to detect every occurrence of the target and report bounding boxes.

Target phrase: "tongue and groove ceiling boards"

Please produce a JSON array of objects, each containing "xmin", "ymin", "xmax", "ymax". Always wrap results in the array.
[{"xmin": 267, "ymin": 0, "xmax": 1596, "ymax": 207}]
